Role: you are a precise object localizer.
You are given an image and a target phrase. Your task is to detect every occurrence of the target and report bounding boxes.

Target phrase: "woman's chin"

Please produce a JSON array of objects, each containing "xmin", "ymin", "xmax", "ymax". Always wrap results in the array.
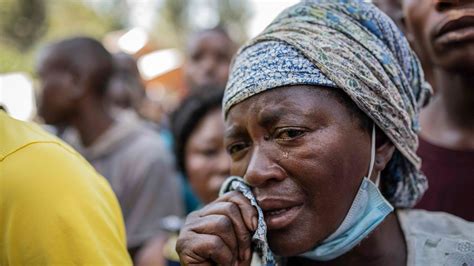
[
  {"xmin": 268, "ymin": 231, "xmax": 318, "ymax": 257},
  {"xmin": 269, "ymin": 242, "xmax": 312, "ymax": 257}
]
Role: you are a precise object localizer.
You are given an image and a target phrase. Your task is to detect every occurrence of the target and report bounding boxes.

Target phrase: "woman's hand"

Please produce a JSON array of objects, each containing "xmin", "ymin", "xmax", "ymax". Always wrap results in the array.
[{"xmin": 176, "ymin": 191, "xmax": 258, "ymax": 266}]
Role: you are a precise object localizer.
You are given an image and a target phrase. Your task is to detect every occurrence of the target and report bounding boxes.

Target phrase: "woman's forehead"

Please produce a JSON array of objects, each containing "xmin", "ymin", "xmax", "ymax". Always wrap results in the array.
[
  {"xmin": 224, "ymin": 85, "xmax": 347, "ymax": 127},
  {"xmin": 227, "ymin": 85, "xmax": 334, "ymax": 111}
]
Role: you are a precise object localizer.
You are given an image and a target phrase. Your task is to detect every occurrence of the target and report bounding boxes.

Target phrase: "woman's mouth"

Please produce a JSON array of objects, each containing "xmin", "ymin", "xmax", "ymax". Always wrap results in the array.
[{"xmin": 260, "ymin": 201, "xmax": 303, "ymax": 230}]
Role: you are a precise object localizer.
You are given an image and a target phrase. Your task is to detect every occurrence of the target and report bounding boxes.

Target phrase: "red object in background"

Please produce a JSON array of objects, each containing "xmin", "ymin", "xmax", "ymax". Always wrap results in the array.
[{"xmin": 415, "ymin": 137, "xmax": 474, "ymax": 221}]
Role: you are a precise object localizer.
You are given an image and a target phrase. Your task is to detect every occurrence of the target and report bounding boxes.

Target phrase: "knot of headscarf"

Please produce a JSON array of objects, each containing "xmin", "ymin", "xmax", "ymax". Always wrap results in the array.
[{"xmin": 223, "ymin": 0, "xmax": 432, "ymax": 207}]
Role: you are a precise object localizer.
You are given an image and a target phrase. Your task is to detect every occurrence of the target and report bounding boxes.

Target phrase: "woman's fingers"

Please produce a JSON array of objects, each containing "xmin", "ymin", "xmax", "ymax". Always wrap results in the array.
[
  {"xmin": 214, "ymin": 191, "xmax": 258, "ymax": 232},
  {"xmin": 176, "ymin": 231, "xmax": 235, "ymax": 265},
  {"xmin": 176, "ymin": 192, "xmax": 258, "ymax": 265},
  {"xmin": 197, "ymin": 202, "xmax": 252, "ymax": 261},
  {"xmin": 189, "ymin": 214, "xmax": 239, "ymax": 259}
]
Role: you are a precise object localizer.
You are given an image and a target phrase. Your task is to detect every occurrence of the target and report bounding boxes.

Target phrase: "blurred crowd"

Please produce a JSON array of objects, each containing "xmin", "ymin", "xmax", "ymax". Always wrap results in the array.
[{"xmin": 1, "ymin": 0, "xmax": 473, "ymax": 265}]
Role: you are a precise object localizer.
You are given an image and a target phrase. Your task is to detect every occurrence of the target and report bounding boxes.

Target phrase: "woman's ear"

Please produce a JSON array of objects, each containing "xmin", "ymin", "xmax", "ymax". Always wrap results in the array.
[{"xmin": 372, "ymin": 131, "xmax": 396, "ymax": 179}]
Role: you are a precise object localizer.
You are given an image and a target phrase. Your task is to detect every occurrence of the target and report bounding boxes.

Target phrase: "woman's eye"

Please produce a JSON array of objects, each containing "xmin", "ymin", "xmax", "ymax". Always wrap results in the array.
[
  {"xmin": 227, "ymin": 142, "xmax": 248, "ymax": 155},
  {"xmin": 200, "ymin": 148, "xmax": 218, "ymax": 157},
  {"xmin": 275, "ymin": 128, "xmax": 305, "ymax": 140}
]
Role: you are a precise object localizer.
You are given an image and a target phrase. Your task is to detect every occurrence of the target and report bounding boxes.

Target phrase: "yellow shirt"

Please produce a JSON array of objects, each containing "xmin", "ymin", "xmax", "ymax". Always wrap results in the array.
[{"xmin": 0, "ymin": 111, "xmax": 132, "ymax": 265}]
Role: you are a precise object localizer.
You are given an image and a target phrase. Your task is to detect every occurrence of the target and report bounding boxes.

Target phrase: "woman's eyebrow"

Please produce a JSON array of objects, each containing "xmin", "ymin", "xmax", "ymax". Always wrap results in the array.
[
  {"xmin": 258, "ymin": 105, "xmax": 310, "ymax": 127},
  {"xmin": 257, "ymin": 108, "xmax": 286, "ymax": 128},
  {"xmin": 224, "ymin": 125, "xmax": 245, "ymax": 139}
]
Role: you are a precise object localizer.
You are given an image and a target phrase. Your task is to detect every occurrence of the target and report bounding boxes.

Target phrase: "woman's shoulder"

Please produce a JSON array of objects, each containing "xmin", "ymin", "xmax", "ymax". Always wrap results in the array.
[
  {"xmin": 399, "ymin": 209, "xmax": 474, "ymax": 238},
  {"xmin": 398, "ymin": 209, "xmax": 474, "ymax": 266}
]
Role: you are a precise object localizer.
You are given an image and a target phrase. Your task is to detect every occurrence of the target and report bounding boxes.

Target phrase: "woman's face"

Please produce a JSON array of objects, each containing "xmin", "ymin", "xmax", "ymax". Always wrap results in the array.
[
  {"xmin": 224, "ymin": 86, "xmax": 372, "ymax": 256},
  {"xmin": 185, "ymin": 108, "xmax": 231, "ymax": 204}
]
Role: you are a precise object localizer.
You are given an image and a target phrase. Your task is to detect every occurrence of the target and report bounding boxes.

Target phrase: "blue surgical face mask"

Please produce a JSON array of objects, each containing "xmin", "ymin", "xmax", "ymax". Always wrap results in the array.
[{"xmin": 301, "ymin": 124, "xmax": 394, "ymax": 261}]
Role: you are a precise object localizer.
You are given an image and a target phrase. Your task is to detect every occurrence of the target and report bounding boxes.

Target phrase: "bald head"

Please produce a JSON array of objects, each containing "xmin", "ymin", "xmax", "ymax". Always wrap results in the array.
[
  {"xmin": 37, "ymin": 37, "xmax": 113, "ymax": 125},
  {"xmin": 38, "ymin": 37, "xmax": 113, "ymax": 95}
]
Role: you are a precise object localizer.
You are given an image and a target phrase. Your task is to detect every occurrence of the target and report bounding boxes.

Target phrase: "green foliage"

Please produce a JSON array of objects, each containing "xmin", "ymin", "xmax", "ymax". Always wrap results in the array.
[
  {"xmin": 0, "ymin": 0, "xmax": 252, "ymax": 74},
  {"xmin": 153, "ymin": 0, "xmax": 252, "ymax": 49},
  {"xmin": 0, "ymin": 42, "xmax": 36, "ymax": 74},
  {"xmin": 42, "ymin": 0, "xmax": 121, "ymax": 41},
  {"xmin": 152, "ymin": 0, "xmax": 190, "ymax": 48},
  {"xmin": 217, "ymin": 0, "xmax": 252, "ymax": 44},
  {"xmin": 0, "ymin": 0, "xmax": 121, "ymax": 74},
  {"xmin": 0, "ymin": 0, "xmax": 47, "ymax": 51}
]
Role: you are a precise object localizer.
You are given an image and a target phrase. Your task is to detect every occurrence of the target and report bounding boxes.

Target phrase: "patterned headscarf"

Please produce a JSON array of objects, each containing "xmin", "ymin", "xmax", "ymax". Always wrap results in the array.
[{"xmin": 223, "ymin": 0, "xmax": 432, "ymax": 207}]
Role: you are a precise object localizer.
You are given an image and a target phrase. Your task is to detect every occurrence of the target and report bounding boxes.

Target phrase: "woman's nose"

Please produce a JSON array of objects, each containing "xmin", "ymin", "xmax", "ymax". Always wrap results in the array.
[{"xmin": 244, "ymin": 146, "xmax": 286, "ymax": 187}]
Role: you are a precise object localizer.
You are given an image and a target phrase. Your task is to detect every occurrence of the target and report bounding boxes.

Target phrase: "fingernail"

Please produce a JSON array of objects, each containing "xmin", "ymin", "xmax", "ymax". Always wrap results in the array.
[{"xmin": 252, "ymin": 217, "xmax": 258, "ymax": 230}]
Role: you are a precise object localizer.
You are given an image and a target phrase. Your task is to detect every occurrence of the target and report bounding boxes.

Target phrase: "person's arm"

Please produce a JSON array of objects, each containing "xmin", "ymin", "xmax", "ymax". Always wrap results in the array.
[{"xmin": 0, "ymin": 142, "xmax": 132, "ymax": 265}]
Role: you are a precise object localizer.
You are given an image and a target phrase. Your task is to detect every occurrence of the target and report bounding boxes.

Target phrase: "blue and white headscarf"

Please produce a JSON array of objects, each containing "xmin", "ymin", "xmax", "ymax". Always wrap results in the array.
[{"xmin": 223, "ymin": 0, "xmax": 432, "ymax": 207}]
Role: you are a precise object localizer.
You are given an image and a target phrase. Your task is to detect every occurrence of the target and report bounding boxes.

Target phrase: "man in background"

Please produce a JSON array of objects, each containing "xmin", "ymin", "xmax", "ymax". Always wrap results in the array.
[
  {"xmin": 36, "ymin": 37, "xmax": 184, "ymax": 260},
  {"xmin": 401, "ymin": 0, "xmax": 474, "ymax": 220}
]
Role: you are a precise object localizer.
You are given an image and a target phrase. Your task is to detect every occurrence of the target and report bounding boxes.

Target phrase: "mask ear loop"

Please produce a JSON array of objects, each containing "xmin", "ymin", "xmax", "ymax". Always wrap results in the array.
[{"xmin": 367, "ymin": 124, "xmax": 377, "ymax": 185}]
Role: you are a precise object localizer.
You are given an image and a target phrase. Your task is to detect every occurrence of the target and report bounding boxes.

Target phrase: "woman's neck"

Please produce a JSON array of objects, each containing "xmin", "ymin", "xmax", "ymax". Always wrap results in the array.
[
  {"xmin": 288, "ymin": 212, "xmax": 407, "ymax": 266},
  {"xmin": 420, "ymin": 69, "xmax": 474, "ymax": 150}
]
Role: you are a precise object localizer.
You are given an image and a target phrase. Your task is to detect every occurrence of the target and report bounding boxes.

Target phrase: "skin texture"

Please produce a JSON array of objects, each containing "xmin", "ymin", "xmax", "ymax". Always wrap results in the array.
[
  {"xmin": 403, "ymin": 0, "xmax": 474, "ymax": 149},
  {"xmin": 37, "ymin": 66, "xmax": 80, "ymax": 126},
  {"xmin": 176, "ymin": 86, "xmax": 405, "ymax": 266},
  {"xmin": 185, "ymin": 108, "xmax": 231, "ymax": 204},
  {"xmin": 184, "ymin": 30, "xmax": 236, "ymax": 91}
]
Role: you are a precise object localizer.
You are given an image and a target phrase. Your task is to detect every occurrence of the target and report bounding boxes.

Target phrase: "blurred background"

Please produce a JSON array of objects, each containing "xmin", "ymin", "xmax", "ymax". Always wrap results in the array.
[{"xmin": 0, "ymin": 0, "xmax": 301, "ymax": 121}]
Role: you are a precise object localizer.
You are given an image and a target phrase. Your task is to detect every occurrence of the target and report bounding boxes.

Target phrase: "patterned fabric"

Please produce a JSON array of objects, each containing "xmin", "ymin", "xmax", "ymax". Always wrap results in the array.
[
  {"xmin": 219, "ymin": 176, "xmax": 276, "ymax": 266},
  {"xmin": 223, "ymin": 0, "xmax": 432, "ymax": 208},
  {"xmin": 397, "ymin": 209, "xmax": 474, "ymax": 265}
]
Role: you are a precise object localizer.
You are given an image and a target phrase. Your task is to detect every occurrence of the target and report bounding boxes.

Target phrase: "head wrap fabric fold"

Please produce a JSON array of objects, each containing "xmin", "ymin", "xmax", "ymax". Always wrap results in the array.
[{"xmin": 223, "ymin": 0, "xmax": 432, "ymax": 207}]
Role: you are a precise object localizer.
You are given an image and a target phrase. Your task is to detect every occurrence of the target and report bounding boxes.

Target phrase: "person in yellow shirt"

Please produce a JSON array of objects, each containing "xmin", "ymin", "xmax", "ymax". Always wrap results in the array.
[{"xmin": 0, "ymin": 110, "xmax": 131, "ymax": 265}]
